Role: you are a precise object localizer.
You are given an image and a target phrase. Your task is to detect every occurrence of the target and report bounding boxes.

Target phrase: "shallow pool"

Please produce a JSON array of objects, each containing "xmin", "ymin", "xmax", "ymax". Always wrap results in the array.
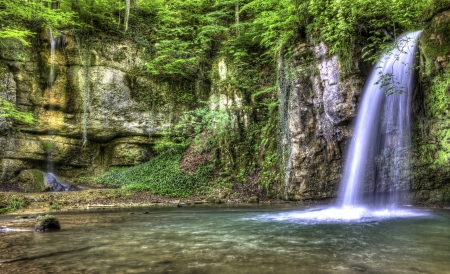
[{"xmin": 1, "ymin": 205, "xmax": 449, "ymax": 273}]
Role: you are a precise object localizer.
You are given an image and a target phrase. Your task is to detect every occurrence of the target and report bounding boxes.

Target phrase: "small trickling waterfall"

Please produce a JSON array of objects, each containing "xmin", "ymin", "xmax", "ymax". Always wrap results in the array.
[
  {"xmin": 48, "ymin": 31, "xmax": 56, "ymax": 88},
  {"xmin": 277, "ymin": 56, "xmax": 292, "ymax": 200},
  {"xmin": 81, "ymin": 48, "xmax": 91, "ymax": 146},
  {"xmin": 46, "ymin": 29, "xmax": 57, "ymax": 173},
  {"xmin": 75, "ymin": 34, "xmax": 100, "ymax": 147},
  {"xmin": 339, "ymin": 31, "xmax": 422, "ymax": 207}
]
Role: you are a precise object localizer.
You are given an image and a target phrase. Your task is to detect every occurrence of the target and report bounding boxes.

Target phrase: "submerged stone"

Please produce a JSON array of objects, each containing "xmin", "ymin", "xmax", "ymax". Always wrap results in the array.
[{"xmin": 34, "ymin": 215, "xmax": 61, "ymax": 232}]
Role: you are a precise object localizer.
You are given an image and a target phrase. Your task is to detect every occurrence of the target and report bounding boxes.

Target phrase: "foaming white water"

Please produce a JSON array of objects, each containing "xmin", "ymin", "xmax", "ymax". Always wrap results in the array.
[
  {"xmin": 258, "ymin": 206, "xmax": 427, "ymax": 224},
  {"xmin": 0, "ymin": 228, "xmax": 33, "ymax": 232}
]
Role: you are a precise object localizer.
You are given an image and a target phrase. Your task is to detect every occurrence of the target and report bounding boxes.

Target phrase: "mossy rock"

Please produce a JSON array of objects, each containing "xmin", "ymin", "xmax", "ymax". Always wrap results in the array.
[
  {"xmin": 420, "ymin": 10, "xmax": 450, "ymax": 75},
  {"xmin": 18, "ymin": 169, "xmax": 49, "ymax": 192},
  {"xmin": 248, "ymin": 196, "xmax": 259, "ymax": 203},
  {"xmin": 34, "ymin": 215, "xmax": 61, "ymax": 232}
]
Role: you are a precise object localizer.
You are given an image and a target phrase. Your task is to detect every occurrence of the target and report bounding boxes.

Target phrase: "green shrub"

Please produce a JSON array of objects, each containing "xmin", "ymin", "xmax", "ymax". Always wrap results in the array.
[
  {"xmin": 0, "ymin": 195, "xmax": 30, "ymax": 214},
  {"xmin": 96, "ymin": 145, "xmax": 214, "ymax": 197}
]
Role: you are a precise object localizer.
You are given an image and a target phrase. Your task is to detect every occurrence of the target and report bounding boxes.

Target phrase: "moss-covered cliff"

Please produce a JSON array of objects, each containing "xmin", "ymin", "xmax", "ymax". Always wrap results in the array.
[
  {"xmin": 411, "ymin": 9, "xmax": 450, "ymax": 206},
  {"xmin": 0, "ymin": 30, "xmax": 202, "ymax": 183}
]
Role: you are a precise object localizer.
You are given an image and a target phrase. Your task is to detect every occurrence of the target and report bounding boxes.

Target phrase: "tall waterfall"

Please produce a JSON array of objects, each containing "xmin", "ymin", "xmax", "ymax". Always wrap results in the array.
[{"xmin": 339, "ymin": 31, "xmax": 422, "ymax": 207}]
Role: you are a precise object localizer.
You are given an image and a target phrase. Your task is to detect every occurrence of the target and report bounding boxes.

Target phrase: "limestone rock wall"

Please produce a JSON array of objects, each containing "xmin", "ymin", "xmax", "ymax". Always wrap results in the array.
[
  {"xmin": 286, "ymin": 42, "xmax": 366, "ymax": 200},
  {"xmin": 0, "ymin": 30, "xmax": 179, "ymax": 182}
]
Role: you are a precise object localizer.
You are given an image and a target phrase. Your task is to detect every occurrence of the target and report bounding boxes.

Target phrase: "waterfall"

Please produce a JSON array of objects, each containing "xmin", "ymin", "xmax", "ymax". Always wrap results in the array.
[
  {"xmin": 46, "ymin": 29, "xmax": 57, "ymax": 173},
  {"xmin": 339, "ymin": 31, "xmax": 422, "ymax": 207},
  {"xmin": 48, "ymin": 30, "xmax": 56, "ymax": 88},
  {"xmin": 75, "ymin": 33, "xmax": 94, "ymax": 147},
  {"xmin": 277, "ymin": 56, "xmax": 292, "ymax": 200},
  {"xmin": 82, "ymin": 48, "xmax": 91, "ymax": 146}
]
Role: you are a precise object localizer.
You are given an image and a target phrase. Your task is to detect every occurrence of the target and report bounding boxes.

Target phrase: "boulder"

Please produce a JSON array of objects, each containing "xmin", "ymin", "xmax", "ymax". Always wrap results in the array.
[
  {"xmin": 18, "ymin": 169, "xmax": 48, "ymax": 192},
  {"xmin": 34, "ymin": 215, "xmax": 61, "ymax": 232}
]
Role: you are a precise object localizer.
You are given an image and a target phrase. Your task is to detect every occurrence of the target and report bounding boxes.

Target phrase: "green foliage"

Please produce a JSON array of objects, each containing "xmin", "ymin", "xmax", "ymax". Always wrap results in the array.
[
  {"xmin": 0, "ymin": 195, "xmax": 29, "ymax": 214},
  {"xmin": 96, "ymin": 144, "xmax": 214, "ymax": 197},
  {"xmin": 42, "ymin": 141, "xmax": 56, "ymax": 153},
  {"xmin": 156, "ymin": 99, "xmax": 233, "ymax": 151},
  {"xmin": 49, "ymin": 205, "xmax": 60, "ymax": 210},
  {"xmin": 241, "ymin": 0, "xmax": 308, "ymax": 57},
  {"xmin": 0, "ymin": 98, "xmax": 36, "ymax": 124},
  {"xmin": 308, "ymin": 0, "xmax": 431, "ymax": 71},
  {"xmin": 412, "ymin": 70, "xmax": 450, "ymax": 184},
  {"xmin": 427, "ymin": 70, "xmax": 450, "ymax": 117},
  {"xmin": 60, "ymin": 0, "xmax": 143, "ymax": 33},
  {"xmin": 0, "ymin": 28, "xmax": 33, "ymax": 46},
  {"xmin": 145, "ymin": 0, "xmax": 226, "ymax": 79},
  {"xmin": 0, "ymin": 0, "xmax": 76, "ymax": 45}
]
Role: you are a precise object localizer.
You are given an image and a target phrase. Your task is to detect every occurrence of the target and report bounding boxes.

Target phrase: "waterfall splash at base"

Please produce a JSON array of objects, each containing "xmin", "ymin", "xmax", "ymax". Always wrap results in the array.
[{"xmin": 280, "ymin": 31, "xmax": 423, "ymax": 223}]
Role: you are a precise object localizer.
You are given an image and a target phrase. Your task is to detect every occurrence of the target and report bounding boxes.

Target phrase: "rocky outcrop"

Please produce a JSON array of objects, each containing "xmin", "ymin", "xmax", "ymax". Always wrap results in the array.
[
  {"xmin": 285, "ymin": 42, "xmax": 365, "ymax": 200},
  {"xmin": 0, "ymin": 31, "xmax": 186, "ymax": 182}
]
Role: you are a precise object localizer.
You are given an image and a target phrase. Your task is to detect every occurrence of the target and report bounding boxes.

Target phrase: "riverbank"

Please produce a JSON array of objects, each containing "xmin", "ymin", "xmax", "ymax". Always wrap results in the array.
[{"xmin": 0, "ymin": 187, "xmax": 335, "ymax": 217}]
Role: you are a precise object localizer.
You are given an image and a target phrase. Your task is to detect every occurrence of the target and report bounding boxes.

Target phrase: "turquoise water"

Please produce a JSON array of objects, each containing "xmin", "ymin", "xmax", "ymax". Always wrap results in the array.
[{"xmin": 1, "ymin": 205, "xmax": 449, "ymax": 273}]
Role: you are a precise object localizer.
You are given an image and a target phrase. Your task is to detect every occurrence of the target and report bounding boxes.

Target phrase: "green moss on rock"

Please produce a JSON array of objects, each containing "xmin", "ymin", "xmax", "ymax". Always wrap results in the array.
[
  {"xmin": 420, "ymin": 10, "xmax": 450, "ymax": 75},
  {"xmin": 18, "ymin": 169, "xmax": 48, "ymax": 192},
  {"xmin": 411, "ymin": 11, "xmax": 450, "ymax": 206},
  {"xmin": 42, "ymin": 141, "xmax": 56, "ymax": 153}
]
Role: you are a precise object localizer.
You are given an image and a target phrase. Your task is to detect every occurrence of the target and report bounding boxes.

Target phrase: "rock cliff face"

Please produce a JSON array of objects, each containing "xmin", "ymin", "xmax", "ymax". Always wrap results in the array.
[
  {"xmin": 0, "ymin": 30, "xmax": 179, "ymax": 182},
  {"xmin": 284, "ymin": 42, "xmax": 366, "ymax": 200},
  {"xmin": 410, "ymin": 9, "xmax": 450, "ymax": 206}
]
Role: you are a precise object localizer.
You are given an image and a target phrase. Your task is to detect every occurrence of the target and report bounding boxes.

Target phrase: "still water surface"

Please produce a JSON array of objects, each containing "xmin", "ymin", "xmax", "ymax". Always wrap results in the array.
[{"xmin": 1, "ymin": 205, "xmax": 449, "ymax": 274}]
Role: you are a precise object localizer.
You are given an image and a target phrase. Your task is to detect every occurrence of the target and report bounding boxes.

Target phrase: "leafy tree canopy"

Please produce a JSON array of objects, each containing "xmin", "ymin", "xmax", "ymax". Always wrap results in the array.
[{"xmin": 0, "ymin": 0, "xmax": 449, "ymax": 120}]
